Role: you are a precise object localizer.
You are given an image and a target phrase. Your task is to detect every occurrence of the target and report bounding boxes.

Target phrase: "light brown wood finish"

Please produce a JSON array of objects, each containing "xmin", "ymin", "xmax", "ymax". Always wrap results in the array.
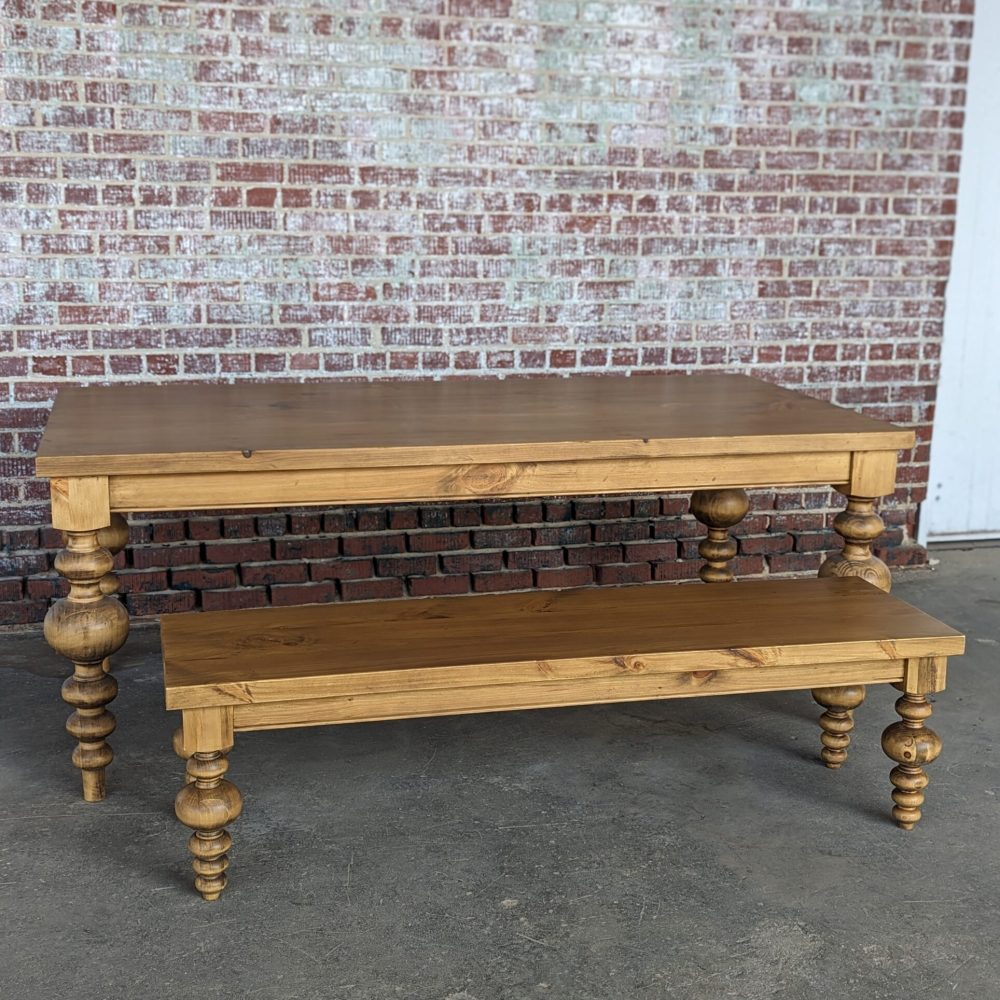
[
  {"xmin": 36, "ymin": 373, "xmax": 920, "ymax": 813},
  {"xmin": 175, "ymin": 748, "xmax": 242, "ymax": 901},
  {"xmin": 882, "ymin": 694, "xmax": 942, "ymax": 830},
  {"xmin": 39, "ymin": 375, "xmax": 912, "ymax": 519},
  {"xmin": 689, "ymin": 488, "xmax": 750, "ymax": 583},
  {"xmin": 811, "ymin": 685, "xmax": 867, "ymax": 768},
  {"xmin": 161, "ymin": 578, "xmax": 963, "ymax": 709},
  {"xmin": 105, "ymin": 451, "xmax": 854, "ymax": 512},
  {"xmin": 43, "ymin": 527, "xmax": 129, "ymax": 800},
  {"xmin": 36, "ymin": 374, "xmax": 915, "ymax": 479},
  {"xmin": 162, "ymin": 577, "xmax": 963, "ymax": 897}
]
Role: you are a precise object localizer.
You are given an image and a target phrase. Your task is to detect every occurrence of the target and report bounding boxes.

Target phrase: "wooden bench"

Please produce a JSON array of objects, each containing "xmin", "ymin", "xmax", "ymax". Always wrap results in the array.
[{"xmin": 162, "ymin": 576, "xmax": 965, "ymax": 900}]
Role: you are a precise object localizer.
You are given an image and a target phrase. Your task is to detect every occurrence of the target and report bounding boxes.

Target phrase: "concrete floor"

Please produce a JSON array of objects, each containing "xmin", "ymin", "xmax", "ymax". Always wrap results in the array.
[{"xmin": 0, "ymin": 549, "xmax": 996, "ymax": 1000}]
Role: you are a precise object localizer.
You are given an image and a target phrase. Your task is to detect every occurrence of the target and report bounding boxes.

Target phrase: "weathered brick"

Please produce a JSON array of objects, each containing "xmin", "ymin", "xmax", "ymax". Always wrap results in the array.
[
  {"xmin": 473, "ymin": 570, "xmax": 532, "ymax": 593},
  {"xmin": 274, "ymin": 537, "xmax": 340, "ymax": 560},
  {"xmin": 533, "ymin": 524, "xmax": 591, "ymax": 546},
  {"xmin": 311, "ymin": 558, "xmax": 375, "ymax": 582},
  {"xmin": 471, "ymin": 527, "xmax": 532, "ymax": 549},
  {"xmin": 270, "ymin": 581, "xmax": 337, "ymax": 607},
  {"xmin": 441, "ymin": 551, "xmax": 503, "ymax": 574},
  {"xmin": 241, "ymin": 562, "xmax": 308, "ymax": 586},
  {"xmin": 201, "ymin": 587, "xmax": 268, "ymax": 611},
  {"xmin": 171, "ymin": 567, "xmax": 240, "ymax": 591},
  {"xmin": 593, "ymin": 522, "xmax": 650, "ymax": 543},
  {"xmin": 410, "ymin": 574, "xmax": 470, "ymax": 597},
  {"xmin": 596, "ymin": 563, "xmax": 652, "ymax": 586},
  {"xmin": 506, "ymin": 547, "xmax": 564, "ymax": 570},
  {"xmin": 125, "ymin": 590, "xmax": 197, "ymax": 616},
  {"xmin": 408, "ymin": 530, "xmax": 471, "ymax": 552},
  {"xmin": 375, "ymin": 554, "xmax": 438, "ymax": 577},
  {"xmin": 204, "ymin": 540, "xmax": 271, "ymax": 564},
  {"xmin": 621, "ymin": 540, "xmax": 678, "ymax": 563},
  {"xmin": 131, "ymin": 543, "xmax": 202, "ymax": 569},
  {"xmin": 342, "ymin": 533, "xmax": 406, "ymax": 557},
  {"xmin": 341, "ymin": 577, "xmax": 405, "ymax": 602},
  {"xmin": 536, "ymin": 566, "xmax": 593, "ymax": 589},
  {"xmin": 565, "ymin": 544, "xmax": 623, "ymax": 566}
]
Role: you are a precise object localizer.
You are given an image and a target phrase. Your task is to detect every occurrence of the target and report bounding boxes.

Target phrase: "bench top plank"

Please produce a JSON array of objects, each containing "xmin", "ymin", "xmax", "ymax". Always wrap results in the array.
[
  {"xmin": 162, "ymin": 578, "xmax": 963, "ymax": 709},
  {"xmin": 37, "ymin": 373, "xmax": 913, "ymax": 477}
]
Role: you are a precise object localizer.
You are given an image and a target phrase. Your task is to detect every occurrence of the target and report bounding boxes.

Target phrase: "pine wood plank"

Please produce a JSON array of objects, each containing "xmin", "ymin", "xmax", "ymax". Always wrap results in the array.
[
  {"xmin": 230, "ymin": 661, "xmax": 906, "ymax": 731},
  {"xmin": 108, "ymin": 451, "xmax": 852, "ymax": 512},
  {"xmin": 37, "ymin": 373, "xmax": 914, "ymax": 478},
  {"xmin": 161, "ymin": 577, "xmax": 964, "ymax": 710}
]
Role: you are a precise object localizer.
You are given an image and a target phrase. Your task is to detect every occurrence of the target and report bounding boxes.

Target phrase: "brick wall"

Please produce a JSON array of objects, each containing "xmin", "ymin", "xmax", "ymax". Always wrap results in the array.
[{"xmin": 0, "ymin": 0, "xmax": 973, "ymax": 625}]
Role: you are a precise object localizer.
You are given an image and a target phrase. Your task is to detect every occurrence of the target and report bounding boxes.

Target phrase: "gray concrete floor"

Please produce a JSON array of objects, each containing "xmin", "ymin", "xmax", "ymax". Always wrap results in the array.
[{"xmin": 0, "ymin": 549, "xmax": 997, "ymax": 1000}]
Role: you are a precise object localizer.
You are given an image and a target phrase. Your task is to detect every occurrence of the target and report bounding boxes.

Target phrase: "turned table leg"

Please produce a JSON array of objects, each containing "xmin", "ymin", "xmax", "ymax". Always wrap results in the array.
[
  {"xmin": 176, "ymin": 748, "xmax": 243, "ymax": 901},
  {"xmin": 43, "ymin": 517, "xmax": 129, "ymax": 801},
  {"xmin": 818, "ymin": 494, "xmax": 891, "ymax": 593},
  {"xmin": 689, "ymin": 488, "xmax": 749, "ymax": 583}
]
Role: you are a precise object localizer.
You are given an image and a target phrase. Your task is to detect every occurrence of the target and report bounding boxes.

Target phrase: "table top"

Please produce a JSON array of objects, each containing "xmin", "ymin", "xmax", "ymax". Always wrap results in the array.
[{"xmin": 36, "ymin": 373, "xmax": 913, "ymax": 478}]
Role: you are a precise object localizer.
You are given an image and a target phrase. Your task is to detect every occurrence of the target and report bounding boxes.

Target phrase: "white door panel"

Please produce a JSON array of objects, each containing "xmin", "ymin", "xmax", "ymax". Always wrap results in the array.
[{"xmin": 922, "ymin": 1, "xmax": 1000, "ymax": 542}]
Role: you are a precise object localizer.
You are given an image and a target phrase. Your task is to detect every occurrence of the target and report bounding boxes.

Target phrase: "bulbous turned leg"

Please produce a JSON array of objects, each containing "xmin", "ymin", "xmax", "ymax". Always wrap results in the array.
[
  {"xmin": 43, "ymin": 528, "xmax": 129, "ymax": 801},
  {"xmin": 811, "ymin": 685, "xmax": 866, "ymax": 768},
  {"xmin": 689, "ymin": 488, "xmax": 750, "ymax": 583},
  {"xmin": 882, "ymin": 694, "xmax": 941, "ymax": 830},
  {"xmin": 175, "ymin": 749, "xmax": 243, "ymax": 901},
  {"xmin": 818, "ymin": 495, "xmax": 891, "ymax": 593}
]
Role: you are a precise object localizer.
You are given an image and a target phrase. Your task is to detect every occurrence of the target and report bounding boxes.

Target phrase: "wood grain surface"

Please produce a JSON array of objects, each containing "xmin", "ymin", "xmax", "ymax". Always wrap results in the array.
[
  {"xmin": 162, "ymin": 577, "xmax": 964, "ymax": 710},
  {"xmin": 37, "ymin": 373, "xmax": 914, "ymax": 477}
]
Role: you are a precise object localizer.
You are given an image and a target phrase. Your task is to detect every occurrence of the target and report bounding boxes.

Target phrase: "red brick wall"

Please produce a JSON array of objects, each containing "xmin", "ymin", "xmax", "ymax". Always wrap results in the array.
[{"xmin": 0, "ymin": 0, "xmax": 972, "ymax": 624}]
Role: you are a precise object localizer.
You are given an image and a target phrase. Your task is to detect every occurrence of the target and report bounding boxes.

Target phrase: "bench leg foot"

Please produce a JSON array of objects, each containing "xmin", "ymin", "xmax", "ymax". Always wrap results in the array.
[
  {"xmin": 690, "ymin": 488, "xmax": 749, "ymax": 583},
  {"xmin": 175, "ymin": 749, "xmax": 243, "ymax": 900},
  {"xmin": 811, "ymin": 685, "xmax": 865, "ymax": 768},
  {"xmin": 881, "ymin": 694, "xmax": 941, "ymax": 830}
]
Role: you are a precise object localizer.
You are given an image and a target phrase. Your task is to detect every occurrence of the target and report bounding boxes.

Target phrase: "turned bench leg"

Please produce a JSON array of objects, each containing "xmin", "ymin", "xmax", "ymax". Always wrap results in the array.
[
  {"xmin": 811, "ymin": 685, "xmax": 866, "ymax": 768},
  {"xmin": 882, "ymin": 694, "xmax": 941, "ymax": 830},
  {"xmin": 174, "ymin": 709, "xmax": 242, "ymax": 900}
]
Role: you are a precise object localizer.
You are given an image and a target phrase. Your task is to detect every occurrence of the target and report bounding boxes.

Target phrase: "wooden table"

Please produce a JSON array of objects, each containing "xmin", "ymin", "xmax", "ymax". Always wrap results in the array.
[{"xmin": 35, "ymin": 373, "xmax": 914, "ymax": 801}]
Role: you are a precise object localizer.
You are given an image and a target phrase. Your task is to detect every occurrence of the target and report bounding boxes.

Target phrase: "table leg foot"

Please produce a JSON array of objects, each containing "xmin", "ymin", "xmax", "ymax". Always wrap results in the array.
[
  {"xmin": 176, "ymin": 748, "xmax": 243, "ymax": 901},
  {"xmin": 44, "ymin": 528, "xmax": 129, "ymax": 801},
  {"xmin": 882, "ymin": 694, "xmax": 941, "ymax": 830},
  {"xmin": 811, "ymin": 685, "xmax": 865, "ymax": 768}
]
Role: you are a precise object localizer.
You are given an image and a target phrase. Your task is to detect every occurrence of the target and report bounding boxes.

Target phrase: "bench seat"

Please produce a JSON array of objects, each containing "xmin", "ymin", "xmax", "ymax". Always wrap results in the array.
[{"xmin": 161, "ymin": 576, "xmax": 964, "ymax": 900}]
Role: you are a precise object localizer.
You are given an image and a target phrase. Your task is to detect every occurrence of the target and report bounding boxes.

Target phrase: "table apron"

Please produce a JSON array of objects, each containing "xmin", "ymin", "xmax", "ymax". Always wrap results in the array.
[{"xmin": 104, "ymin": 451, "xmax": 854, "ymax": 513}]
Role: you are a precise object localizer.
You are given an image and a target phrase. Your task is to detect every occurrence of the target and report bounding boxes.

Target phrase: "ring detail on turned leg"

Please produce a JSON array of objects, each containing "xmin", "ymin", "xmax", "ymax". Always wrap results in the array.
[
  {"xmin": 811, "ymin": 685, "xmax": 866, "ymax": 768},
  {"xmin": 689, "ymin": 488, "xmax": 750, "ymax": 583},
  {"xmin": 818, "ymin": 496, "xmax": 891, "ymax": 592},
  {"xmin": 43, "ymin": 530, "xmax": 129, "ymax": 801},
  {"xmin": 881, "ymin": 694, "xmax": 941, "ymax": 830},
  {"xmin": 175, "ymin": 750, "xmax": 243, "ymax": 901}
]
